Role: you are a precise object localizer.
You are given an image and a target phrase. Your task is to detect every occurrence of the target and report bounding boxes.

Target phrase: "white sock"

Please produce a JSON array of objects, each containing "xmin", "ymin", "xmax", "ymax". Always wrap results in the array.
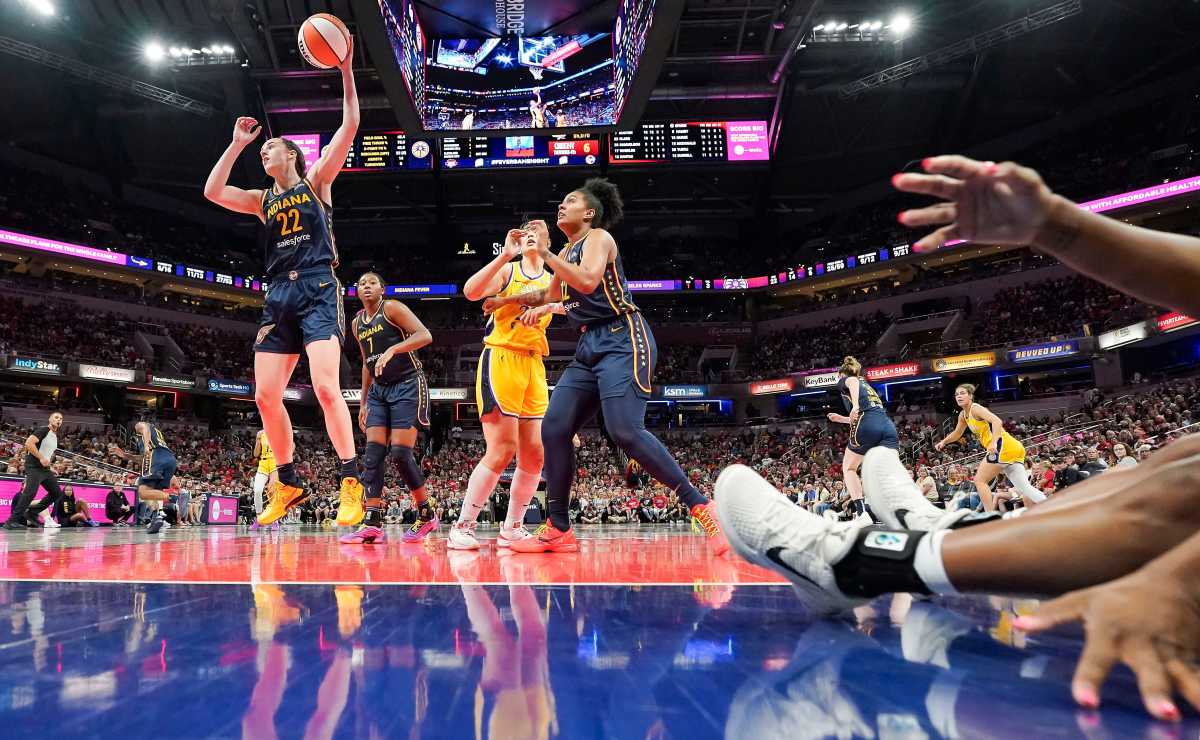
[
  {"xmin": 253, "ymin": 473, "xmax": 267, "ymax": 513},
  {"xmin": 1004, "ymin": 464, "xmax": 1047, "ymax": 503},
  {"xmin": 505, "ymin": 468, "xmax": 540, "ymax": 530},
  {"xmin": 913, "ymin": 530, "xmax": 958, "ymax": 595},
  {"xmin": 459, "ymin": 463, "xmax": 502, "ymax": 525}
]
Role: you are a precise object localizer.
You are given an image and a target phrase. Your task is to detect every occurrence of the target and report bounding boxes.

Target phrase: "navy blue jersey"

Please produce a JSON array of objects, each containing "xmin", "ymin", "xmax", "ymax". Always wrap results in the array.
[
  {"xmin": 134, "ymin": 424, "xmax": 170, "ymax": 455},
  {"xmin": 355, "ymin": 302, "xmax": 422, "ymax": 385},
  {"xmin": 560, "ymin": 232, "xmax": 640, "ymax": 331},
  {"xmin": 837, "ymin": 376, "xmax": 886, "ymax": 415},
  {"xmin": 260, "ymin": 179, "xmax": 338, "ymax": 278}
]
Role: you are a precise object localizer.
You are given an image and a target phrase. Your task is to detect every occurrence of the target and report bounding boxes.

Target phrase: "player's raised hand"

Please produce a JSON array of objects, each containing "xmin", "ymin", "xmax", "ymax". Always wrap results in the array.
[
  {"xmin": 233, "ymin": 116, "xmax": 261, "ymax": 147},
  {"xmin": 482, "ymin": 296, "xmax": 504, "ymax": 315},
  {"xmin": 519, "ymin": 304, "xmax": 551, "ymax": 326},
  {"xmin": 503, "ymin": 229, "xmax": 524, "ymax": 258},
  {"xmin": 893, "ymin": 156, "xmax": 1058, "ymax": 253},
  {"xmin": 338, "ymin": 36, "xmax": 354, "ymax": 72}
]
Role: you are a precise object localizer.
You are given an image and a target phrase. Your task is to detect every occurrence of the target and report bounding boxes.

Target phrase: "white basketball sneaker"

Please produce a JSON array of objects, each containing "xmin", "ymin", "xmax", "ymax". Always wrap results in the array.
[
  {"xmin": 497, "ymin": 524, "xmax": 535, "ymax": 548},
  {"xmin": 715, "ymin": 464, "xmax": 870, "ymax": 616},
  {"xmin": 42, "ymin": 514, "xmax": 61, "ymax": 529},
  {"xmin": 861, "ymin": 448, "xmax": 974, "ymax": 531},
  {"xmin": 447, "ymin": 521, "xmax": 480, "ymax": 550}
]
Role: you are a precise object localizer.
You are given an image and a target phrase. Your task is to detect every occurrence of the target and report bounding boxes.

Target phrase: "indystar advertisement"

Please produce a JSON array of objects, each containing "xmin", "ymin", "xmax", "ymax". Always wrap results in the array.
[
  {"xmin": 801, "ymin": 372, "xmax": 840, "ymax": 388},
  {"xmin": 749, "ymin": 378, "xmax": 794, "ymax": 395},
  {"xmin": 661, "ymin": 385, "xmax": 706, "ymax": 399},
  {"xmin": 1008, "ymin": 341, "xmax": 1080, "ymax": 364},
  {"xmin": 78, "ymin": 363, "xmax": 136, "ymax": 383},
  {"xmin": 932, "ymin": 352, "xmax": 996, "ymax": 373},
  {"xmin": 208, "ymin": 379, "xmax": 253, "ymax": 396},
  {"xmin": 149, "ymin": 374, "xmax": 196, "ymax": 389},
  {"xmin": 9, "ymin": 356, "xmax": 62, "ymax": 375}
]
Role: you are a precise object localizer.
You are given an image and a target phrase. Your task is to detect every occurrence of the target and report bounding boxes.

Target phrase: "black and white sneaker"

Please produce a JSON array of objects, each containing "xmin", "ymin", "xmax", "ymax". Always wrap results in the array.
[
  {"xmin": 862, "ymin": 448, "xmax": 980, "ymax": 531},
  {"xmin": 147, "ymin": 511, "xmax": 166, "ymax": 535},
  {"xmin": 714, "ymin": 464, "xmax": 870, "ymax": 616}
]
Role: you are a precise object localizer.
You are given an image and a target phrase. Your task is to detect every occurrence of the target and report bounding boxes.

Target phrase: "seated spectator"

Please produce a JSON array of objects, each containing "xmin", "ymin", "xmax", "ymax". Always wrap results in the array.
[
  {"xmin": 55, "ymin": 485, "xmax": 97, "ymax": 527},
  {"xmin": 1079, "ymin": 447, "xmax": 1109, "ymax": 477},
  {"xmin": 105, "ymin": 480, "xmax": 136, "ymax": 525}
]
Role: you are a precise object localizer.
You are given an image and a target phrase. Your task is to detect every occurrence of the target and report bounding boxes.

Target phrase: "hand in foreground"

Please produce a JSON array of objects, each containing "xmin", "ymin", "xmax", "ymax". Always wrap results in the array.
[
  {"xmin": 892, "ymin": 155, "xmax": 1060, "ymax": 252},
  {"xmin": 1014, "ymin": 568, "xmax": 1200, "ymax": 721}
]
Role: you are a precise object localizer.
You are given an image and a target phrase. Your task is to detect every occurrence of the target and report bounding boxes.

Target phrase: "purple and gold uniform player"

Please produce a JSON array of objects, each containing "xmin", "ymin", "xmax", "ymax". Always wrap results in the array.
[
  {"xmin": 341, "ymin": 272, "xmax": 437, "ymax": 544},
  {"xmin": 484, "ymin": 178, "xmax": 729, "ymax": 555},
  {"xmin": 203, "ymin": 38, "xmax": 363, "ymax": 528}
]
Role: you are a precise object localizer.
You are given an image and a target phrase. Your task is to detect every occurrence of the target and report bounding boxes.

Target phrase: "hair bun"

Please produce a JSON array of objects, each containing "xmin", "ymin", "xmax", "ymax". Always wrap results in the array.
[{"xmin": 582, "ymin": 177, "xmax": 624, "ymax": 229}]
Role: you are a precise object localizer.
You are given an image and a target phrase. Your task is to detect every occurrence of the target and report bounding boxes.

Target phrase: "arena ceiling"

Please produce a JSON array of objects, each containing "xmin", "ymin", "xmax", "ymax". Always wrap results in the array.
[{"xmin": 1, "ymin": 0, "xmax": 1199, "ymax": 241}]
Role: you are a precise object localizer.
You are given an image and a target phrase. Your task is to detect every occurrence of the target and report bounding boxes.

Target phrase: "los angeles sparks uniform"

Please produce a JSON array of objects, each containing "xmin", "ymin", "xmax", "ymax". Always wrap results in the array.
[
  {"xmin": 477, "ymin": 263, "xmax": 555, "ymax": 419},
  {"xmin": 255, "ymin": 179, "xmax": 344, "ymax": 354},
  {"xmin": 836, "ymin": 376, "xmax": 899, "ymax": 455},
  {"xmin": 136, "ymin": 424, "xmax": 177, "ymax": 490},
  {"xmin": 557, "ymin": 233, "xmax": 656, "ymax": 399},
  {"xmin": 354, "ymin": 302, "xmax": 430, "ymax": 430},
  {"xmin": 256, "ymin": 430, "xmax": 277, "ymax": 475},
  {"xmin": 965, "ymin": 404, "xmax": 1025, "ymax": 465}
]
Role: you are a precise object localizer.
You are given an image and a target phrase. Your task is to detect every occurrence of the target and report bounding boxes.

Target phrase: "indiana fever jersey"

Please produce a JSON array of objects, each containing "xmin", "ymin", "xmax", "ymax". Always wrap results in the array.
[
  {"xmin": 485, "ymin": 263, "xmax": 554, "ymax": 355},
  {"xmin": 355, "ymin": 302, "xmax": 422, "ymax": 385},
  {"xmin": 135, "ymin": 424, "xmax": 171, "ymax": 455},
  {"xmin": 560, "ymin": 232, "xmax": 639, "ymax": 331},
  {"xmin": 837, "ymin": 376, "xmax": 886, "ymax": 415},
  {"xmin": 260, "ymin": 178, "xmax": 338, "ymax": 277}
]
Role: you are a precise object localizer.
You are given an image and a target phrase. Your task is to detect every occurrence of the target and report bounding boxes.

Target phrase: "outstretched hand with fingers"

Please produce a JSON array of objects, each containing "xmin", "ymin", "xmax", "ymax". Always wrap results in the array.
[
  {"xmin": 1013, "ymin": 568, "xmax": 1200, "ymax": 722},
  {"xmin": 892, "ymin": 155, "xmax": 1059, "ymax": 252}
]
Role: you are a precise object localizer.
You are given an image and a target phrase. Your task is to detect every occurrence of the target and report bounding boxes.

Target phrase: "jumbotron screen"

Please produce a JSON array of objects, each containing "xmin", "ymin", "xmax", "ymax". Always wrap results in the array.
[
  {"xmin": 282, "ymin": 131, "xmax": 433, "ymax": 171},
  {"xmin": 374, "ymin": 0, "xmax": 662, "ymax": 132}
]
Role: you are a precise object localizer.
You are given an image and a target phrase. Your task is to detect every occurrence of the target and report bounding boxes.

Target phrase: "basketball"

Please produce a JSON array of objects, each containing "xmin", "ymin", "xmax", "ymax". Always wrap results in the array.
[{"xmin": 297, "ymin": 13, "xmax": 351, "ymax": 70}]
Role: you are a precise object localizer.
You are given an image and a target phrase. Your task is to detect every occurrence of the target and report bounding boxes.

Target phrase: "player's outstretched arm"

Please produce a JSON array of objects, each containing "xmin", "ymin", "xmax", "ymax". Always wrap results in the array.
[
  {"xmin": 307, "ymin": 38, "xmax": 359, "ymax": 194},
  {"xmin": 894, "ymin": 155, "xmax": 1200, "ymax": 316},
  {"xmin": 464, "ymin": 230, "xmax": 521, "ymax": 301},
  {"xmin": 204, "ymin": 117, "xmax": 265, "ymax": 220}
]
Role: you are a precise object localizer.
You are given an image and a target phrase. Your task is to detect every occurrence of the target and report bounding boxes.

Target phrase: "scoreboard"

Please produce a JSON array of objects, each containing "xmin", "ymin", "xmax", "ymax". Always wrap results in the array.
[
  {"xmin": 440, "ymin": 133, "xmax": 600, "ymax": 169},
  {"xmin": 282, "ymin": 131, "xmax": 433, "ymax": 171},
  {"xmin": 610, "ymin": 120, "xmax": 769, "ymax": 164}
]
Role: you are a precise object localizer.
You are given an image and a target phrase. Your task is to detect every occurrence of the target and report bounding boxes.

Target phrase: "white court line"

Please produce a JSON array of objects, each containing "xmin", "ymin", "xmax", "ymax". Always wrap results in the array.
[{"xmin": 0, "ymin": 576, "xmax": 787, "ymax": 587}]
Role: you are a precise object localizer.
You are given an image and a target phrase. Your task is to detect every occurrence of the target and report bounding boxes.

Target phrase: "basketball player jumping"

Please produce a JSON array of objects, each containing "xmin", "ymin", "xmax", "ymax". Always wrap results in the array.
[
  {"xmin": 203, "ymin": 38, "xmax": 363, "ymax": 528},
  {"xmin": 109, "ymin": 421, "xmax": 179, "ymax": 534}
]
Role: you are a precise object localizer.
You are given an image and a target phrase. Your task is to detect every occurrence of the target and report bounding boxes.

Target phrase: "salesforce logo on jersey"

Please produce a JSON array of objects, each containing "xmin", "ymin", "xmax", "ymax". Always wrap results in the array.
[
  {"xmin": 208, "ymin": 379, "xmax": 253, "ymax": 396},
  {"xmin": 661, "ymin": 385, "xmax": 706, "ymax": 399},
  {"xmin": 9, "ymin": 356, "xmax": 62, "ymax": 375}
]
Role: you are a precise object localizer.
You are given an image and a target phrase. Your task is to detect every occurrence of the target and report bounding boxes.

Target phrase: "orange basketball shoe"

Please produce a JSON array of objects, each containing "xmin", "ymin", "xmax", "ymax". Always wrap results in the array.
[
  {"xmin": 508, "ymin": 522, "xmax": 579, "ymax": 553},
  {"xmin": 257, "ymin": 481, "xmax": 308, "ymax": 525},
  {"xmin": 691, "ymin": 502, "xmax": 731, "ymax": 557}
]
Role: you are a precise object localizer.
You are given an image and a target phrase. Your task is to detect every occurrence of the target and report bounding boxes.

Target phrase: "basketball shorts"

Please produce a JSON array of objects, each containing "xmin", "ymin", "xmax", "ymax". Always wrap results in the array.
[
  {"xmin": 477, "ymin": 345, "xmax": 549, "ymax": 419},
  {"xmin": 138, "ymin": 449, "xmax": 178, "ymax": 490},
  {"xmin": 255, "ymin": 266, "xmax": 345, "ymax": 354},
  {"xmin": 556, "ymin": 313, "xmax": 656, "ymax": 401},
  {"xmin": 985, "ymin": 436, "xmax": 1026, "ymax": 466},
  {"xmin": 365, "ymin": 373, "xmax": 430, "ymax": 430},
  {"xmin": 847, "ymin": 411, "xmax": 900, "ymax": 456}
]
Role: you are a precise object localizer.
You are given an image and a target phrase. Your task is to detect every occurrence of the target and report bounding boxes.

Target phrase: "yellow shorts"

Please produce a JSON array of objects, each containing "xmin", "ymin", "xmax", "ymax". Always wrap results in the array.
[
  {"xmin": 476, "ymin": 345, "xmax": 549, "ymax": 419},
  {"xmin": 257, "ymin": 461, "xmax": 276, "ymax": 476},
  {"xmin": 992, "ymin": 435, "xmax": 1025, "ymax": 465}
]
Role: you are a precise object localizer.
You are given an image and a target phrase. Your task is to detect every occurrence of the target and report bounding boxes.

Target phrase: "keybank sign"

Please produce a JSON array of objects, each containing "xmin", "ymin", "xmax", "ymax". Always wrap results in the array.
[{"xmin": 10, "ymin": 356, "xmax": 62, "ymax": 375}]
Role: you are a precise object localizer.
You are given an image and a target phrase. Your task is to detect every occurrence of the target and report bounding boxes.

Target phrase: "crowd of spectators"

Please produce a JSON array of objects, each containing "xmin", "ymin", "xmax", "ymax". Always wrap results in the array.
[
  {"xmin": 747, "ymin": 312, "xmax": 892, "ymax": 380},
  {"xmin": 0, "ymin": 294, "xmax": 145, "ymax": 368}
]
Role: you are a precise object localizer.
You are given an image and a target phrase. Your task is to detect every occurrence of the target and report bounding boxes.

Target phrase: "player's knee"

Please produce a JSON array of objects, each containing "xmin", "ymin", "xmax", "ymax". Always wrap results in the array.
[
  {"xmin": 605, "ymin": 425, "xmax": 640, "ymax": 452},
  {"xmin": 254, "ymin": 386, "xmax": 282, "ymax": 410},
  {"xmin": 541, "ymin": 414, "xmax": 573, "ymax": 443},
  {"xmin": 312, "ymin": 380, "xmax": 341, "ymax": 407},
  {"xmin": 389, "ymin": 446, "xmax": 424, "ymax": 488},
  {"xmin": 517, "ymin": 445, "xmax": 544, "ymax": 471},
  {"xmin": 363, "ymin": 441, "xmax": 387, "ymax": 471},
  {"xmin": 484, "ymin": 438, "xmax": 518, "ymax": 468}
]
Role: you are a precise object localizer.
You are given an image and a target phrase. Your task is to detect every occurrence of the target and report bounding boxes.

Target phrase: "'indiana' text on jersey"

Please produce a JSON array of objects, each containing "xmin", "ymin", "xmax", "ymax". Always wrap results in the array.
[
  {"xmin": 837, "ymin": 376, "xmax": 886, "ymax": 414},
  {"xmin": 135, "ymin": 424, "xmax": 170, "ymax": 454},
  {"xmin": 561, "ymin": 233, "xmax": 640, "ymax": 330},
  {"xmin": 260, "ymin": 179, "xmax": 338, "ymax": 277},
  {"xmin": 355, "ymin": 304, "xmax": 421, "ymax": 385}
]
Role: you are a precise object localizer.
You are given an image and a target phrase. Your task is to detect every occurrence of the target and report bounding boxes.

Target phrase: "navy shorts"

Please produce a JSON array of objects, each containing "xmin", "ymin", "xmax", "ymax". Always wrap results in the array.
[
  {"xmin": 366, "ymin": 374, "xmax": 430, "ymax": 430},
  {"xmin": 255, "ymin": 266, "xmax": 345, "ymax": 354},
  {"xmin": 557, "ymin": 313, "xmax": 656, "ymax": 400},
  {"xmin": 138, "ymin": 449, "xmax": 178, "ymax": 490},
  {"xmin": 847, "ymin": 411, "xmax": 899, "ymax": 455}
]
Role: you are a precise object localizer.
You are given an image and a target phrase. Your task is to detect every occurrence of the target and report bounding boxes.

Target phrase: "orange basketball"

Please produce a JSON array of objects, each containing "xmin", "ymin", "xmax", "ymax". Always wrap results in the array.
[{"xmin": 297, "ymin": 13, "xmax": 351, "ymax": 69}]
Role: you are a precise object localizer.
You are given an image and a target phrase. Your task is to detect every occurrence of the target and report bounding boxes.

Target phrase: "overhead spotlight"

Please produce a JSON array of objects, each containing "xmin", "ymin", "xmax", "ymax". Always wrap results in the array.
[
  {"xmin": 223, "ymin": 45, "xmax": 236, "ymax": 54},
  {"xmin": 24, "ymin": 0, "xmax": 55, "ymax": 16},
  {"xmin": 873, "ymin": 21, "xmax": 885, "ymax": 30},
  {"xmin": 144, "ymin": 41, "xmax": 166, "ymax": 63},
  {"xmin": 201, "ymin": 47, "xmax": 211, "ymax": 54},
  {"xmin": 837, "ymin": 22, "xmax": 848, "ymax": 30},
  {"xmin": 891, "ymin": 12, "xmax": 913, "ymax": 36},
  {"xmin": 825, "ymin": 20, "xmax": 837, "ymax": 30},
  {"xmin": 813, "ymin": 24, "xmax": 825, "ymax": 31}
]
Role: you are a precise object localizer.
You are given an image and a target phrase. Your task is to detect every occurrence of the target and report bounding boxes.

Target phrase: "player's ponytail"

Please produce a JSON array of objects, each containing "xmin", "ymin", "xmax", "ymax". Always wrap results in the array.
[
  {"xmin": 279, "ymin": 137, "xmax": 307, "ymax": 178},
  {"xmin": 579, "ymin": 177, "xmax": 624, "ymax": 229},
  {"xmin": 839, "ymin": 356, "xmax": 862, "ymax": 377}
]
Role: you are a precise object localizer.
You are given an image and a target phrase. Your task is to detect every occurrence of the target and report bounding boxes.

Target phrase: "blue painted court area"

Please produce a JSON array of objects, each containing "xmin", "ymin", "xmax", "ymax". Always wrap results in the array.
[{"xmin": 0, "ymin": 579, "xmax": 1189, "ymax": 738}]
